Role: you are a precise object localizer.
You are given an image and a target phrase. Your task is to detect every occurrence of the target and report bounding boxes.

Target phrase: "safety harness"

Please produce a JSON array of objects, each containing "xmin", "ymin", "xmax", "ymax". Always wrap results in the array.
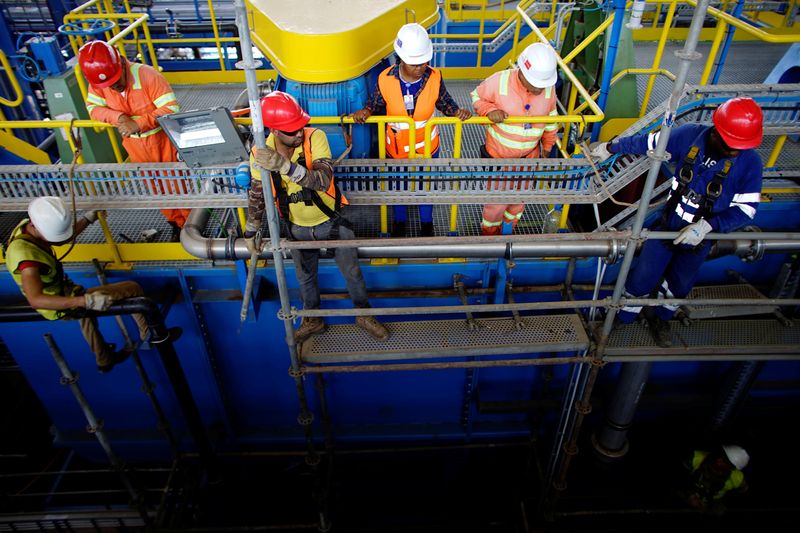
[
  {"xmin": 661, "ymin": 145, "xmax": 733, "ymax": 226},
  {"xmin": 268, "ymin": 129, "xmax": 352, "ymax": 239}
]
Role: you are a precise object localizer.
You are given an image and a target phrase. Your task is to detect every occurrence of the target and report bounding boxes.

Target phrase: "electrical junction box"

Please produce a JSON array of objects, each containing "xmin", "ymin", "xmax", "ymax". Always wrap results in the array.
[{"xmin": 43, "ymin": 67, "xmax": 124, "ymax": 163}]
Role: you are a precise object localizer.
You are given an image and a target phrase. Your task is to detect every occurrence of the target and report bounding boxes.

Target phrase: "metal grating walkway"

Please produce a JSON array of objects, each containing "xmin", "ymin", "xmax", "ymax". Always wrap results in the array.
[
  {"xmin": 683, "ymin": 284, "xmax": 778, "ymax": 319},
  {"xmin": 300, "ymin": 314, "xmax": 589, "ymax": 364},
  {"xmin": 605, "ymin": 319, "xmax": 800, "ymax": 361}
]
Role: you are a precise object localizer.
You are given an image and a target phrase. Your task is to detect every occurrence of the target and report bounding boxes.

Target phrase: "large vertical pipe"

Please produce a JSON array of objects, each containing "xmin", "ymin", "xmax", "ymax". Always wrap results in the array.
[
  {"xmin": 44, "ymin": 334, "xmax": 151, "ymax": 526},
  {"xmin": 710, "ymin": 361, "xmax": 764, "ymax": 434},
  {"xmin": 593, "ymin": 362, "xmax": 653, "ymax": 456},
  {"xmin": 590, "ymin": 0, "xmax": 627, "ymax": 142},
  {"xmin": 232, "ymin": 0, "xmax": 317, "ymax": 461},
  {"xmin": 546, "ymin": 0, "xmax": 714, "ymax": 512}
]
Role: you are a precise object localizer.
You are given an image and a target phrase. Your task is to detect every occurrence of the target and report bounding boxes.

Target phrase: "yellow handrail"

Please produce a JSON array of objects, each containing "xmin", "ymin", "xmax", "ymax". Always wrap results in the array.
[
  {"xmin": 0, "ymin": 51, "xmax": 24, "ymax": 107},
  {"xmin": 572, "ymin": 68, "xmax": 676, "ymax": 115},
  {"xmin": 686, "ymin": 0, "xmax": 800, "ymax": 42}
]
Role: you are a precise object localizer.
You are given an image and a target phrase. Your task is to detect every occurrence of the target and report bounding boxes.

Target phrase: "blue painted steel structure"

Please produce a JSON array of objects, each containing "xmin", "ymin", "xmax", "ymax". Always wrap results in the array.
[{"xmin": 1, "ymin": 197, "xmax": 799, "ymax": 461}]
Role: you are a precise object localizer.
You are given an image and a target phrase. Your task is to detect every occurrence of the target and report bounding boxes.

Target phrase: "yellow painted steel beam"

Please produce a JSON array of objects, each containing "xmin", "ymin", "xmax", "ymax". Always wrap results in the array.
[
  {"xmin": 246, "ymin": 0, "xmax": 438, "ymax": 83},
  {"xmin": 165, "ymin": 69, "xmax": 276, "ymax": 85},
  {"xmin": 766, "ymin": 135, "xmax": 787, "ymax": 168},
  {"xmin": 640, "ymin": 0, "xmax": 678, "ymax": 116},
  {"xmin": 0, "ymin": 131, "xmax": 51, "ymax": 164}
]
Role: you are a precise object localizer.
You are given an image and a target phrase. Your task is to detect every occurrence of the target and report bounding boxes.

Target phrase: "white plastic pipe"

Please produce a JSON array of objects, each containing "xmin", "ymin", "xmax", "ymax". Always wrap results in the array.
[{"xmin": 627, "ymin": 0, "xmax": 647, "ymax": 29}]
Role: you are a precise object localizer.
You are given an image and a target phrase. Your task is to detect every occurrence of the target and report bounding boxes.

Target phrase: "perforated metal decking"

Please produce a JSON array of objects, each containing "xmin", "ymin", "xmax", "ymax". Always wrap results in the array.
[
  {"xmin": 300, "ymin": 314, "xmax": 589, "ymax": 364},
  {"xmin": 605, "ymin": 319, "xmax": 800, "ymax": 361}
]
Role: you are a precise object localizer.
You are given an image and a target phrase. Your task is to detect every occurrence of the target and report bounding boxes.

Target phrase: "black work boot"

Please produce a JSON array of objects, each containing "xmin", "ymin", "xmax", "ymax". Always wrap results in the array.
[
  {"xmin": 141, "ymin": 327, "xmax": 183, "ymax": 350},
  {"xmin": 642, "ymin": 307, "xmax": 672, "ymax": 348},
  {"xmin": 420, "ymin": 222, "xmax": 434, "ymax": 237}
]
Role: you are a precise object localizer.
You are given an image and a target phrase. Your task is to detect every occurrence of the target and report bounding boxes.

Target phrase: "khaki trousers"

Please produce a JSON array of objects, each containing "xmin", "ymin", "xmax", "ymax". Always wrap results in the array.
[{"xmin": 75, "ymin": 281, "xmax": 149, "ymax": 365}]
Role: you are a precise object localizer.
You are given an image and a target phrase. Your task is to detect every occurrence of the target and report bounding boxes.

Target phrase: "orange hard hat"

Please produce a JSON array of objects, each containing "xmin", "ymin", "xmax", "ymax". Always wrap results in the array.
[
  {"xmin": 712, "ymin": 97, "xmax": 763, "ymax": 150},
  {"xmin": 78, "ymin": 41, "xmax": 123, "ymax": 89},
  {"xmin": 260, "ymin": 91, "xmax": 309, "ymax": 131}
]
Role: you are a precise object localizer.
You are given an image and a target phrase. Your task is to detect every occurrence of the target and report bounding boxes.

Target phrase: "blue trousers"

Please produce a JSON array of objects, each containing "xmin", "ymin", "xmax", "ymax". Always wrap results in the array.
[{"xmin": 618, "ymin": 238, "xmax": 712, "ymax": 323}]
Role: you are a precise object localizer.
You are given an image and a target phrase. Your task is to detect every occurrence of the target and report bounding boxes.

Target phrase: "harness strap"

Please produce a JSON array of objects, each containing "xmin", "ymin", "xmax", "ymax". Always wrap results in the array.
[
  {"xmin": 693, "ymin": 159, "xmax": 732, "ymax": 222},
  {"xmin": 661, "ymin": 145, "xmax": 699, "ymax": 225}
]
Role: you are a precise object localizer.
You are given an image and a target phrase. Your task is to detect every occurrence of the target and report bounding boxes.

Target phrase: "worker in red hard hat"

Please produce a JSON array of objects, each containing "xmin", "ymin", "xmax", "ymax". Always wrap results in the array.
[
  {"xmin": 78, "ymin": 40, "xmax": 190, "ymax": 241},
  {"xmin": 245, "ymin": 91, "xmax": 390, "ymax": 344},
  {"xmin": 352, "ymin": 23, "xmax": 472, "ymax": 238},
  {"xmin": 589, "ymin": 97, "xmax": 764, "ymax": 347}
]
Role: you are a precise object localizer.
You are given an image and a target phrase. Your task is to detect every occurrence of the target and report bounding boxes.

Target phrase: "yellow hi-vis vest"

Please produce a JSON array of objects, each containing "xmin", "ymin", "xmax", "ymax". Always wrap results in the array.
[{"xmin": 5, "ymin": 219, "xmax": 74, "ymax": 320}]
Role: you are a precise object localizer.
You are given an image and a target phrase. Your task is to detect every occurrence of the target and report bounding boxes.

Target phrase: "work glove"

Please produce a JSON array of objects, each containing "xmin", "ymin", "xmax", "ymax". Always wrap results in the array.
[
  {"xmin": 254, "ymin": 147, "xmax": 291, "ymax": 174},
  {"xmin": 254, "ymin": 147, "xmax": 308, "ymax": 183},
  {"xmin": 673, "ymin": 219, "xmax": 712, "ymax": 246},
  {"xmin": 84, "ymin": 291, "xmax": 114, "ymax": 311},
  {"xmin": 587, "ymin": 141, "xmax": 612, "ymax": 163},
  {"xmin": 82, "ymin": 210, "xmax": 105, "ymax": 224}
]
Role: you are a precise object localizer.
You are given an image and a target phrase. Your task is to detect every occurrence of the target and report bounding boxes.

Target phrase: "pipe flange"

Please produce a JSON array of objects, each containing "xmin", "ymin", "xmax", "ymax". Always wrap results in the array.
[
  {"xmin": 605, "ymin": 236, "xmax": 620, "ymax": 264},
  {"xmin": 297, "ymin": 412, "xmax": 314, "ymax": 426},
  {"xmin": 741, "ymin": 226, "xmax": 765, "ymax": 262},
  {"xmin": 674, "ymin": 49, "xmax": 702, "ymax": 62},
  {"xmin": 86, "ymin": 419, "xmax": 104, "ymax": 434},
  {"xmin": 646, "ymin": 149, "xmax": 671, "ymax": 162},
  {"xmin": 591, "ymin": 431, "xmax": 630, "ymax": 459},
  {"xmin": 60, "ymin": 373, "xmax": 79, "ymax": 386}
]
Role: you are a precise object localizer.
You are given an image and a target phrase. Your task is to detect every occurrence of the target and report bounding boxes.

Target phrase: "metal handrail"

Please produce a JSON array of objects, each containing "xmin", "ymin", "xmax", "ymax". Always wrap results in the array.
[{"xmin": 0, "ymin": 51, "xmax": 24, "ymax": 107}]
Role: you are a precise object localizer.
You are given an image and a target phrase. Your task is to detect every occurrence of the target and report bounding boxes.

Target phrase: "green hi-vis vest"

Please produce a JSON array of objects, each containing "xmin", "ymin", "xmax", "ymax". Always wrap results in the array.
[{"xmin": 5, "ymin": 219, "xmax": 73, "ymax": 320}]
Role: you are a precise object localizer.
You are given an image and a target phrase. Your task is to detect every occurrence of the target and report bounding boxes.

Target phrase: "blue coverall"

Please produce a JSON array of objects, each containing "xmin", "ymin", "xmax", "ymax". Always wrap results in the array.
[{"xmin": 613, "ymin": 124, "xmax": 763, "ymax": 323}]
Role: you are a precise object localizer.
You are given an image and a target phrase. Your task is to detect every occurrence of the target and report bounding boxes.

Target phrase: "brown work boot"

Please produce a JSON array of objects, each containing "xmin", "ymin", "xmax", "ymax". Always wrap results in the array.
[
  {"xmin": 355, "ymin": 316, "xmax": 390, "ymax": 341},
  {"xmin": 97, "ymin": 346, "xmax": 132, "ymax": 374},
  {"xmin": 294, "ymin": 317, "xmax": 326, "ymax": 344}
]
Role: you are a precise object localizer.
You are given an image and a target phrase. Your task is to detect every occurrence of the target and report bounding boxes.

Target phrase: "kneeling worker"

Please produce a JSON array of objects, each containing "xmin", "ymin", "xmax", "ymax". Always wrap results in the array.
[
  {"xmin": 245, "ymin": 91, "xmax": 390, "ymax": 344},
  {"xmin": 5, "ymin": 197, "xmax": 181, "ymax": 372}
]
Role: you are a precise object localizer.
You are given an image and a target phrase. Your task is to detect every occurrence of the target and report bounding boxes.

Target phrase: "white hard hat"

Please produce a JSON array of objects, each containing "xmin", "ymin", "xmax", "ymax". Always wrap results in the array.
[
  {"xmin": 394, "ymin": 23, "xmax": 433, "ymax": 65},
  {"xmin": 722, "ymin": 445, "xmax": 749, "ymax": 470},
  {"xmin": 28, "ymin": 196, "xmax": 73, "ymax": 243},
  {"xmin": 517, "ymin": 42, "xmax": 558, "ymax": 88}
]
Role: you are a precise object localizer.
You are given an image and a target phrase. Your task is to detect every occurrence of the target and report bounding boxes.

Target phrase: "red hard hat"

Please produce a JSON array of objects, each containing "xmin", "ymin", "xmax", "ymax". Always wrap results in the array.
[
  {"xmin": 261, "ymin": 91, "xmax": 309, "ymax": 131},
  {"xmin": 712, "ymin": 97, "xmax": 763, "ymax": 150},
  {"xmin": 78, "ymin": 41, "xmax": 123, "ymax": 89}
]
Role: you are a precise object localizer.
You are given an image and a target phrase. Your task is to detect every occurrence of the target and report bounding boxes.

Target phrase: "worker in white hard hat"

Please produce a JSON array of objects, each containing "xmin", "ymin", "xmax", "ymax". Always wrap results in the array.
[
  {"xmin": 682, "ymin": 444, "xmax": 749, "ymax": 513},
  {"xmin": 471, "ymin": 42, "xmax": 561, "ymax": 235},
  {"xmin": 4, "ymin": 197, "xmax": 181, "ymax": 373},
  {"xmin": 352, "ymin": 22, "xmax": 472, "ymax": 238}
]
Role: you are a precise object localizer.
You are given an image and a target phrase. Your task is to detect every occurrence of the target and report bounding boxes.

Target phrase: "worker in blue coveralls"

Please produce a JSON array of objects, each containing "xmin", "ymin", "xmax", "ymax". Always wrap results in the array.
[{"xmin": 589, "ymin": 97, "xmax": 764, "ymax": 347}]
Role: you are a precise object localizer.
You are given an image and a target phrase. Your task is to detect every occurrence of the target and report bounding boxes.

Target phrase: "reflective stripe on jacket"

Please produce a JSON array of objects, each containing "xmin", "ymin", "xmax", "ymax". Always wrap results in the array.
[
  {"xmin": 86, "ymin": 61, "xmax": 180, "ymax": 163},
  {"xmin": 5, "ymin": 220, "xmax": 72, "ymax": 320},
  {"xmin": 471, "ymin": 69, "xmax": 558, "ymax": 158},
  {"xmin": 378, "ymin": 66, "xmax": 441, "ymax": 158},
  {"xmin": 691, "ymin": 450, "xmax": 745, "ymax": 500}
]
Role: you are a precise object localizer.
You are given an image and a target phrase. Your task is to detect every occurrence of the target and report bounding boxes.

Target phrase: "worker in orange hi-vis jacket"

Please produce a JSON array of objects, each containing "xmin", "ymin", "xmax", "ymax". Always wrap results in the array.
[
  {"xmin": 78, "ymin": 40, "xmax": 190, "ymax": 241},
  {"xmin": 471, "ymin": 42, "xmax": 560, "ymax": 235}
]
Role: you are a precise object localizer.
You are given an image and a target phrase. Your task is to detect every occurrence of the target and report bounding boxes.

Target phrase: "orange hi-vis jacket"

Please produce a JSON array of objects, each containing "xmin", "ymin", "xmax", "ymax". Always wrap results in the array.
[
  {"xmin": 471, "ymin": 69, "xmax": 559, "ymax": 158},
  {"xmin": 86, "ymin": 61, "xmax": 180, "ymax": 163},
  {"xmin": 378, "ymin": 66, "xmax": 441, "ymax": 158}
]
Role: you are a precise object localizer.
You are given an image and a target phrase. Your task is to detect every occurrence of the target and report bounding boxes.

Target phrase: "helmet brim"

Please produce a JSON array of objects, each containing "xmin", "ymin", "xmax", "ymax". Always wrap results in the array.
[
  {"xmin": 270, "ymin": 112, "xmax": 310, "ymax": 132},
  {"xmin": 45, "ymin": 227, "xmax": 75, "ymax": 244},
  {"xmin": 716, "ymin": 127, "xmax": 762, "ymax": 150},
  {"xmin": 88, "ymin": 66, "xmax": 123, "ymax": 89},
  {"xmin": 522, "ymin": 70, "xmax": 558, "ymax": 89},
  {"xmin": 395, "ymin": 44, "xmax": 433, "ymax": 66}
]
